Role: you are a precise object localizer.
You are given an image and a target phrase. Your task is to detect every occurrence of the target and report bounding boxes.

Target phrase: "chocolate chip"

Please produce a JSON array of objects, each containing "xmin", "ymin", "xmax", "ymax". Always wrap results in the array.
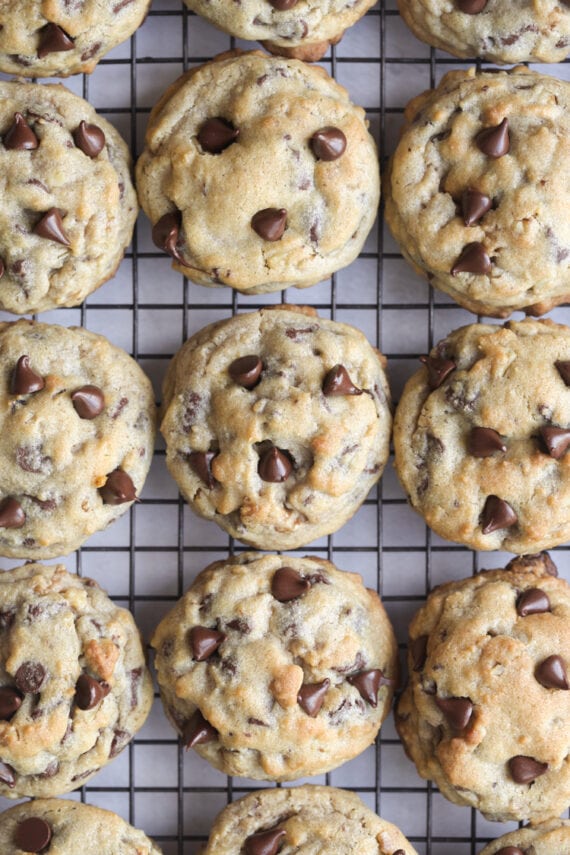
[
  {"xmin": 14, "ymin": 817, "xmax": 52, "ymax": 853},
  {"xmin": 310, "ymin": 127, "xmax": 347, "ymax": 161},
  {"xmin": 347, "ymin": 669, "xmax": 387, "ymax": 707},
  {"xmin": 322, "ymin": 364, "xmax": 362, "ymax": 396},
  {"xmin": 245, "ymin": 828, "xmax": 286, "ymax": 855},
  {"xmin": 15, "ymin": 661, "xmax": 45, "ymax": 694},
  {"xmin": 3, "ymin": 113, "xmax": 39, "ymax": 150},
  {"xmin": 468, "ymin": 427, "xmax": 507, "ymax": 457},
  {"xmin": 297, "ymin": 679, "xmax": 330, "ymax": 716},
  {"xmin": 495, "ymin": 849, "xmax": 525, "ymax": 855},
  {"xmin": 109, "ymin": 729, "xmax": 130, "ymax": 757},
  {"xmin": 189, "ymin": 626, "xmax": 226, "ymax": 661},
  {"xmin": 197, "ymin": 117, "xmax": 239, "ymax": 154},
  {"xmin": 0, "ymin": 687, "xmax": 22, "ymax": 720},
  {"xmin": 182, "ymin": 709, "xmax": 217, "ymax": 748},
  {"xmin": 457, "ymin": 0, "xmax": 487, "ymax": 11},
  {"xmin": 228, "ymin": 355, "xmax": 263, "ymax": 388},
  {"xmin": 0, "ymin": 258, "xmax": 3, "ymax": 278},
  {"xmin": 461, "ymin": 189, "xmax": 492, "ymax": 226},
  {"xmin": 481, "ymin": 495, "xmax": 517, "ymax": 534},
  {"xmin": 419, "ymin": 354, "xmax": 456, "ymax": 390},
  {"xmin": 33, "ymin": 208, "xmax": 71, "ymax": 246},
  {"xmin": 435, "ymin": 696, "xmax": 473, "ymax": 730},
  {"xmin": 99, "ymin": 469, "xmax": 137, "ymax": 504},
  {"xmin": 251, "ymin": 208, "xmax": 287, "ymax": 241},
  {"xmin": 11, "ymin": 355, "xmax": 45, "ymax": 395},
  {"xmin": 508, "ymin": 755, "xmax": 548, "ymax": 784},
  {"xmin": 188, "ymin": 451, "xmax": 217, "ymax": 489},
  {"xmin": 0, "ymin": 762, "xmax": 15, "ymax": 787},
  {"xmin": 540, "ymin": 426, "xmax": 570, "ymax": 459},
  {"xmin": 258, "ymin": 446, "xmax": 292, "ymax": 482},
  {"xmin": 451, "ymin": 242, "xmax": 491, "ymax": 275},
  {"xmin": 517, "ymin": 588, "xmax": 550, "ymax": 616},
  {"xmin": 271, "ymin": 567, "xmax": 310, "ymax": 602},
  {"xmin": 75, "ymin": 674, "xmax": 111, "ymax": 710},
  {"xmin": 151, "ymin": 211, "xmax": 188, "ymax": 266},
  {"xmin": 392, "ymin": 851, "xmax": 407, "ymax": 855},
  {"xmin": 535, "ymin": 654, "xmax": 569, "ymax": 690},
  {"xmin": 73, "ymin": 120, "xmax": 105, "ymax": 157},
  {"xmin": 37, "ymin": 22, "xmax": 74, "ymax": 57},
  {"xmin": 411, "ymin": 635, "xmax": 428, "ymax": 671},
  {"xmin": 555, "ymin": 360, "xmax": 570, "ymax": 386},
  {"xmin": 0, "ymin": 498, "xmax": 25, "ymax": 529},
  {"xmin": 476, "ymin": 118, "xmax": 510, "ymax": 158},
  {"xmin": 71, "ymin": 385, "xmax": 105, "ymax": 419}
]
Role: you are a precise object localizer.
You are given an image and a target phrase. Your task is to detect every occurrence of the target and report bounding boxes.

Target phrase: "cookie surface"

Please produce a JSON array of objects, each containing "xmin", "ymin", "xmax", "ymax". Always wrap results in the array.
[
  {"xmin": 151, "ymin": 553, "xmax": 398, "ymax": 782},
  {"xmin": 0, "ymin": 319, "xmax": 156, "ymax": 559},
  {"xmin": 202, "ymin": 785, "xmax": 418, "ymax": 854},
  {"xmin": 394, "ymin": 319, "xmax": 570, "ymax": 554},
  {"xmin": 397, "ymin": 553, "xmax": 570, "ymax": 824},
  {"xmin": 136, "ymin": 50, "xmax": 379, "ymax": 295},
  {"xmin": 0, "ymin": 80, "xmax": 138, "ymax": 315},
  {"xmin": 0, "ymin": 798, "xmax": 162, "ymax": 853},
  {"xmin": 384, "ymin": 67, "xmax": 570, "ymax": 318},
  {"xmin": 0, "ymin": 0, "xmax": 150, "ymax": 77},
  {"xmin": 160, "ymin": 306, "xmax": 391, "ymax": 550},
  {"xmin": 479, "ymin": 818, "xmax": 570, "ymax": 855},
  {"xmin": 0, "ymin": 563, "xmax": 153, "ymax": 798},
  {"xmin": 397, "ymin": 0, "xmax": 570, "ymax": 64}
]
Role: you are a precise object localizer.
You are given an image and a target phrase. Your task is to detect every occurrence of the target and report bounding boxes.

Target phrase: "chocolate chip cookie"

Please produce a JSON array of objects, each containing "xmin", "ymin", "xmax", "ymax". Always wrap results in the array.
[
  {"xmin": 0, "ymin": 80, "xmax": 138, "ymax": 315},
  {"xmin": 397, "ymin": 0, "xmax": 570, "ymax": 64},
  {"xmin": 479, "ymin": 818, "xmax": 570, "ymax": 855},
  {"xmin": 394, "ymin": 318, "xmax": 570, "ymax": 554},
  {"xmin": 181, "ymin": 0, "xmax": 376, "ymax": 62},
  {"xmin": 151, "ymin": 552, "xmax": 398, "ymax": 781},
  {"xmin": 136, "ymin": 50, "xmax": 380, "ymax": 296},
  {"xmin": 0, "ymin": 798, "xmax": 162, "ymax": 853},
  {"xmin": 397, "ymin": 553, "xmax": 570, "ymax": 824},
  {"xmin": 202, "ymin": 785, "xmax": 417, "ymax": 854},
  {"xmin": 0, "ymin": 319, "xmax": 156, "ymax": 559},
  {"xmin": 0, "ymin": 562, "xmax": 153, "ymax": 799},
  {"xmin": 384, "ymin": 66, "xmax": 570, "ymax": 318},
  {"xmin": 160, "ymin": 306, "xmax": 391, "ymax": 550},
  {"xmin": 0, "ymin": 0, "xmax": 150, "ymax": 78}
]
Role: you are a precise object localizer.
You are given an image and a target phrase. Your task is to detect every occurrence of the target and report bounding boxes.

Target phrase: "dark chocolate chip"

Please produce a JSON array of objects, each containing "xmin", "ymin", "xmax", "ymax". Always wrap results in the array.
[
  {"xmin": 71, "ymin": 385, "xmax": 105, "ymax": 419},
  {"xmin": 347, "ymin": 669, "xmax": 387, "ymax": 707},
  {"xmin": 0, "ymin": 258, "xmax": 3, "ymax": 278},
  {"xmin": 461, "ymin": 188, "xmax": 492, "ymax": 226},
  {"xmin": 258, "ymin": 446, "xmax": 292, "ymax": 482},
  {"xmin": 419, "ymin": 354, "xmax": 456, "ymax": 390},
  {"xmin": 15, "ymin": 661, "xmax": 45, "ymax": 694},
  {"xmin": 38, "ymin": 22, "xmax": 74, "ymax": 56},
  {"xmin": 245, "ymin": 828, "xmax": 286, "ymax": 855},
  {"xmin": 73, "ymin": 120, "xmax": 105, "ymax": 157},
  {"xmin": 228, "ymin": 355, "xmax": 263, "ymax": 388},
  {"xmin": 271, "ymin": 567, "xmax": 310, "ymax": 602},
  {"xmin": 3, "ymin": 113, "xmax": 39, "ymax": 150},
  {"xmin": 14, "ymin": 817, "xmax": 52, "ymax": 853},
  {"xmin": 322, "ymin": 364, "xmax": 362, "ymax": 396},
  {"xmin": 75, "ymin": 674, "xmax": 111, "ymax": 710},
  {"xmin": 197, "ymin": 117, "xmax": 239, "ymax": 154},
  {"xmin": 251, "ymin": 208, "xmax": 287, "ymax": 241},
  {"xmin": 189, "ymin": 626, "xmax": 226, "ymax": 661},
  {"xmin": 392, "ymin": 851, "xmax": 406, "ymax": 855},
  {"xmin": 535, "ymin": 654, "xmax": 569, "ymax": 690},
  {"xmin": 555, "ymin": 360, "xmax": 570, "ymax": 386},
  {"xmin": 11, "ymin": 355, "xmax": 45, "ymax": 395},
  {"xmin": 435, "ymin": 696, "xmax": 473, "ymax": 730},
  {"xmin": 516, "ymin": 588, "xmax": 550, "ymax": 616},
  {"xmin": 411, "ymin": 635, "xmax": 428, "ymax": 671},
  {"xmin": 182, "ymin": 709, "xmax": 217, "ymax": 748},
  {"xmin": 0, "ymin": 498, "xmax": 25, "ymax": 529},
  {"xmin": 468, "ymin": 427, "xmax": 506, "ymax": 457},
  {"xmin": 188, "ymin": 451, "xmax": 217, "ymax": 489},
  {"xmin": 540, "ymin": 426, "xmax": 570, "ymax": 459},
  {"xmin": 476, "ymin": 118, "xmax": 510, "ymax": 158},
  {"xmin": 109, "ymin": 729, "xmax": 130, "ymax": 757},
  {"xmin": 151, "ymin": 211, "xmax": 188, "ymax": 266},
  {"xmin": 451, "ymin": 242, "xmax": 491, "ymax": 275},
  {"xmin": 310, "ymin": 127, "xmax": 347, "ymax": 161},
  {"xmin": 457, "ymin": 0, "xmax": 487, "ymax": 11},
  {"xmin": 0, "ymin": 762, "xmax": 15, "ymax": 787},
  {"xmin": 508, "ymin": 755, "xmax": 548, "ymax": 784},
  {"xmin": 481, "ymin": 495, "xmax": 517, "ymax": 534},
  {"xmin": 99, "ymin": 469, "xmax": 136, "ymax": 504},
  {"xmin": 0, "ymin": 687, "xmax": 22, "ymax": 720},
  {"xmin": 495, "ymin": 848, "xmax": 525, "ymax": 855},
  {"xmin": 33, "ymin": 208, "xmax": 71, "ymax": 246},
  {"xmin": 297, "ymin": 679, "xmax": 330, "ymax": 716}
]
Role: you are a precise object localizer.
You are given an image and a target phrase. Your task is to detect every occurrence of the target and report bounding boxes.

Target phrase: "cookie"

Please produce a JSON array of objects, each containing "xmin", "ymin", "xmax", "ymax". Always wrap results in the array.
[
  {"xmin": 0, "ymin": 319, "xmax": 156, "ymax": 559},
  {"xmin": 397, "ymin": 552, "xmax": 570, "ymax": 824},
  {"xmin": 151, "ymin": 552, "xmax": 398, "ymax": 782},
  {"xmin": 0, "ymin": 562, "xmax": 153, "ymax": 799},
  {"xmin": 479, "ymin": 818, "xmax": 570, "ymax": 855},
  {"xmin": 0, "ymin": 80, "xmax": 138, "ymax": 315},
  {"xmin": 136, "ymin": 50, "xmax": 380, "ymax": 296},
  {"xmin": 0, "ymin": 0, "xmax": 150, "ymax": 78},
  {"xmin": 384, "ymin": 66, "xmax": 570, "ymax": 318},
  {"xmin": 160, "ymin": 306, "xmax": 391, "ymax": 551},
  {"xmin": 202, "ymin": 785, "xmax": 418, "ymax": 854},
  {"xmin": 397, "ymin": 0, "xmax": 570, "ymax": 64},
  {"xmin": 394, "ymin": 318, "xmax": 570, "ymax": 554},
  {"xmin": 181, "ymin": 0, "xmax": 376, "ymax": 62},
  {"xmin": 0, "ymin": 798, "xmax": 162, "ymax": 854}
]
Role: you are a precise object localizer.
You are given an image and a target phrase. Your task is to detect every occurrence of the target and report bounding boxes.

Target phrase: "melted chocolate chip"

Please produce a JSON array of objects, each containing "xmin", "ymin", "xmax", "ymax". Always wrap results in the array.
[
  {"xmin": 197, "ymin": 117, "xmax": 239, "ymax": 154},
  {"xmin": 461, "ymin": 189, "xmax": 492, "ymax": 226},
  {"xmin": 14, "ymin": 817, "xmax": 52, "ymax": 853},
  {"xmin": 468, "ymin": 427, "xmax": 506, "ymax": 457},
  {"xmin": 4, "ymin": 113, "xmax": 39, "ymax": 150},
  {"xmin": 481, "ymin": 495, "xmax": 517, "ymax": 534},
  {"xmin": 411, "ymin": 635, "xmax": 428, "ymax": 671},
  {"xmin": 347, "ymin": 669, "xmax": 387, "ymax": 707},
  {"xmin": 0, "ymin": 498, "xmax": 25, "ymax": 529},
  {"xmin": 508, "ymin": 755, "xmax": 548, "ymax": 784},
  {"xmin": 555, "ymin": 360, "xmax": 570, "ymax": 386},
  {"xmin": 0, "ymin": 762, "xmax": 15, "ymax": 787},
  {"xmin": 189, "ymin": 626, "xmax": 226, "ymax": 661},
  {"xmin": 541, "ymin": 426, "xmax": 570, "ymax": 459},
  {"xmin": 152, "ymin": 211, "xmax": 188, "ymax": 266},
  {"xmin": 0, "ymin": 258, "xmax": 3, "ymax": 279},
  {"xmin": 33, "ymin": 208, "xmax": 71, "ymax": 246},
  {"xmin": 99, "ymin": 469, "xmax": 136, "ymax": 504},
  {"xmin": 310, "ymin": 127, "xmax": 347, "ymax": 161},
  {"xmin": 75, "ymin": 674, "xmax": 111, "ymax": 710},
  {"xmin": 495, "ymin": 849, "xmax": 525, "ymax": 855},
  {"xmin": 109, "ymin": 729, "xmax": 130, "ymax": 757},
  {"xmin": 419, "ymin": 354, "xmax": 456, "ymax": 390},
  {"xmin": 71, "ymin": 385, "xmax": 105, "ymax": 419},
  {"xmin": 15, "ymin": 661, "xmax": 45, "ymax": 694},
  {"xmin": 0, "ymin": 687, "xmax": 22, "ymax": 720},
  {"xmin": 271, "ymin": 567, "xmax": 310, "ymax": 602},
  {"xmin": 73, "ymin": 120, "xmax": 106, "ymax": 157},
  {"xmin": 251, "ymin": 208, "xmax": 287, "ymax": 241},
  {"xmin": 451, "ymin": 242, "xmax": 491, "ymax": 275},
  {"xmin": 182, "ymin": 709, "xmax": 217, "ymax": 748},
  {"xmin": 516, "ymin": 588, "xmax": 550, "ymax": 616},
  {"xmin": 322, "ymin": 364, "xmax": 362, "ymax": 396},
  {"xmin": 228, "ymin": 355, "xmax": 263, "ymax": 388},
  {"xmin": 476, "ymin": 118, "xmax": 510, "ymax": 158},
  {"xmin": 11, "ymin": 355, "xmax": 45, "ymax": 395},
  {"xmin": 245, "ymin": 828, "xmax": 286, "ymax": 855},
  {"xmin": 457, "ymin": 0, "xmax": 487, "ymax": 11},
  {"xmin": 535, "ymin": 655, "xmax": 569, "ymax": 690},
  {"xmin": 435, "ymin": 696, "xmax": 473, "ymax": 730},
  {"xmin": 258, "ymin": 446, "xmax": 292, "ymax": 482},
  {"xmin": 188, "ymin": 451, "xmax": 217, "ymax": 489},
  {"xmin": 38, "ymin": 22, "xmax": 74, "ymax": 57},
  {"xmin": 297, "ymin": 679, "xmax": 330, "ymax": 716}
]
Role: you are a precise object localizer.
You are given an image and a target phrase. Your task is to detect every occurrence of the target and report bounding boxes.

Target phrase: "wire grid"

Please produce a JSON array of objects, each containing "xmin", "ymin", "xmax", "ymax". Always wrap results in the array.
[{"xmin": 1, "ymin": 2, "xmax": 570, "ymax": 853}]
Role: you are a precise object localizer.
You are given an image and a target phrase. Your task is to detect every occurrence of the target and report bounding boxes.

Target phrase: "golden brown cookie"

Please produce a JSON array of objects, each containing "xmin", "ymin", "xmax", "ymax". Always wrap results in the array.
[{"xmin": 479, "ymin": 818, "xmax": 570, "ymax": 854}]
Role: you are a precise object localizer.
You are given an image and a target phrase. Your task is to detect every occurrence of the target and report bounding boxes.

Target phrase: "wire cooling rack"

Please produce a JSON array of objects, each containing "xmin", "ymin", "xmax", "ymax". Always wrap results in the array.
[{"xmin": 1, "ymin": 2, "xmax": 570, "ymax": 853}]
